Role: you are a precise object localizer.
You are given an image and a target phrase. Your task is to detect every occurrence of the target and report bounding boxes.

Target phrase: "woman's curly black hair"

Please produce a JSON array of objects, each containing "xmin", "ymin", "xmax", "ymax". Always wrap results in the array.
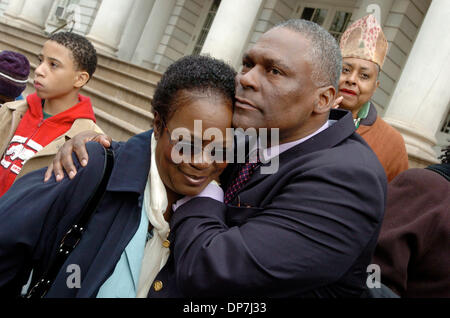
[{"xmin": 151, "ymin": 55, "xmax": 236, "ymax": 127}]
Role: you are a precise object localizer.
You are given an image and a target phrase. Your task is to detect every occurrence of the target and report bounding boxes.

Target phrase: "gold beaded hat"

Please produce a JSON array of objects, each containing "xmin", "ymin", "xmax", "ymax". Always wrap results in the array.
[{"xmin": 339, "ymin": 14, "xmax": 388, "ymax": 68}]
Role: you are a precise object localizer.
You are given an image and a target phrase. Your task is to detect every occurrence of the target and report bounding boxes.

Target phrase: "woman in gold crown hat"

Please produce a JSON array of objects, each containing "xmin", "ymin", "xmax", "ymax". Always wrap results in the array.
[{"xmin": 337, "ymin": 14, "xmax": 408, "ymax": 182}]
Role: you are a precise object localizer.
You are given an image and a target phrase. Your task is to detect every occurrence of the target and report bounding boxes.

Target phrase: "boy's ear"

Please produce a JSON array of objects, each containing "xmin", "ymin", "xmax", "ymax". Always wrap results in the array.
[
  {"xmin": 74, "ymin": 71, "xmax": 90, "ymax": 88},
  {"xmin": 313, "ymin": 85, "xmax": 336, "ymax": 114}
]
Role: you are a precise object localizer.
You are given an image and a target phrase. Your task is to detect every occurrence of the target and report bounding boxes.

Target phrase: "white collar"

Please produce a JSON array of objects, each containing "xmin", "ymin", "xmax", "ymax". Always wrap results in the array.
[{"xmin": 249, "ymin": 120, "xmax": 336, "ymax": 162}]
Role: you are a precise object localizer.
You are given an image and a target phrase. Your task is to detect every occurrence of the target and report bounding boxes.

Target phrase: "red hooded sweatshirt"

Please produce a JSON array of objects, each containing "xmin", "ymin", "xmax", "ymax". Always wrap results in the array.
[{"xmin": 0, "ymin": 93, "xmax": 96, "ymax": 197}]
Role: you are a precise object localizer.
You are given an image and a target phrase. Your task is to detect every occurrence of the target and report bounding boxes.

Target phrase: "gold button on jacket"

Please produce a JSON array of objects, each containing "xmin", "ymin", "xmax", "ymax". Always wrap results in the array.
[{"xmin": 153, "ymin": 280, "xmax": 163, "ymax": 291}]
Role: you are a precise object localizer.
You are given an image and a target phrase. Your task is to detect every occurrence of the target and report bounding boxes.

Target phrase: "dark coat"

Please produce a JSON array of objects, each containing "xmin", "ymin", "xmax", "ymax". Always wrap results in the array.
[
  {"xmin": 148, "ymin": 109, "xmax": 387, "ymax": 298},
  {"xmin": 0, "ymin": 131, "xmax": 152, "ymax": 297},
  {"xmin": 372, "ymin": 167, "xmax": 450, "ymax": 297}
]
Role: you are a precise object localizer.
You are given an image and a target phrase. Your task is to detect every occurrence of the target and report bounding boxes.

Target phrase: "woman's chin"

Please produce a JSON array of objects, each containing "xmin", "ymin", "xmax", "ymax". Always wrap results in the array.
[{"xmin": 177, "ymin": 182, "xmax": 209, "ymax": 197}]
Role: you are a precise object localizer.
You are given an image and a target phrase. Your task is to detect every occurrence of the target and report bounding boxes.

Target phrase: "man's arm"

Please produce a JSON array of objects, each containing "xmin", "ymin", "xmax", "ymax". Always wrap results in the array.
[
  {"xmin": 169, "ymin": 161, "xmax": 386, "ymax": 297},
  {"xmin": 0, "ymin": 142, "xmax": 110, "ymax": 296},
  {"xmin": 43, "ymin": 130, "xmax": 112, "ymax": 182}
]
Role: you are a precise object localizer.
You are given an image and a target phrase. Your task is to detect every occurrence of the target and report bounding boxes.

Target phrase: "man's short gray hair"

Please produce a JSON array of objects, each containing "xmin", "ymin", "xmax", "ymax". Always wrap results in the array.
[{"xmin": 273, "ymin": 19, "xmax": 342, "ymax": 90}]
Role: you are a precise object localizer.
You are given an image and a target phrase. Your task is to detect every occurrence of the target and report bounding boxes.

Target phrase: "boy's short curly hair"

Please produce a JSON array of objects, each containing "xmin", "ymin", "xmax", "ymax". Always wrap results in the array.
[
  {"xmin": 151, "ymin": 55, "xmax": 236, "ymax": 125},
  {"xmin": 48, "ymin": 32, "xmax": 97, "ymax": 80}
]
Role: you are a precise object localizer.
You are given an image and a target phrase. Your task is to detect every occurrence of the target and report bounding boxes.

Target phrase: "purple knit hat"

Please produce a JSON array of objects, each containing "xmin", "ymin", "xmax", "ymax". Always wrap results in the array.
[{"xmin": 0, "ymin": 51, "xmax": 30, "ymax": 99}]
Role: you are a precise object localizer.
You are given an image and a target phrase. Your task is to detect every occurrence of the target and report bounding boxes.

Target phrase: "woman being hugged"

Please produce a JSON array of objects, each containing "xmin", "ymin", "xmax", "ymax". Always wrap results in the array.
[{"xmin": 0, "ymin": 55, "xmax": 236, "ymax": 298}]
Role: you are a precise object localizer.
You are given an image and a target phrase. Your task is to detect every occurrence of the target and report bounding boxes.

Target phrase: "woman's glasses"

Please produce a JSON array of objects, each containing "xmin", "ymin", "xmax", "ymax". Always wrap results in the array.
[{"xmin": 163, "ymin": 123, "xmax": 230, "ymax": 162}]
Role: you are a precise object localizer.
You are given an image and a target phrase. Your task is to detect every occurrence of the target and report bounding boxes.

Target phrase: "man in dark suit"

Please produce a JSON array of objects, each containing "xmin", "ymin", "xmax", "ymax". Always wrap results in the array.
[{"xmin": 45, "ymin": 19, "xmax": 387, "ymax": 297}]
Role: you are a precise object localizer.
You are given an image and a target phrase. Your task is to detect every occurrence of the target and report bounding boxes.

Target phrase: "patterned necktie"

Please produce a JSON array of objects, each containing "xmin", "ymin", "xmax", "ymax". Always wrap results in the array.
[{"xmin": 224, "ymin": 160, "xmax": 260, "ymax": 204}]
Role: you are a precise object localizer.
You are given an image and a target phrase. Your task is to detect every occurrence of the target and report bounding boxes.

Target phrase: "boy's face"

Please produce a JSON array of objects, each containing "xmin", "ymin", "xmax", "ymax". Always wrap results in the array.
[{"xmin": 34, "ymin": 40, "xmax": 89, "ymax": 100}]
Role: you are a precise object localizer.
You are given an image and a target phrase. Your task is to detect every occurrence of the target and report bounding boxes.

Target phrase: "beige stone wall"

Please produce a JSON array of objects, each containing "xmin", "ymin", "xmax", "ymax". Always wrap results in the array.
[
  {"xmin": 149, "ymin": 0, "xmax": 212, "ymax": 72},
  {"xmin": 0, "ymin": 0, "xmax": 10, "ymax": 14},
  {"xmin": 44, "ymin": 0, "xmax": 101, "ymax": 35},
  {"xmin": 0, "ymin": 22, "xmax": 161, "ymax": 142},
  {"xmin": 374, "ymin": 0, "xmax": 431, "ymax": 115},
  {"xmin": 246, "ymin": 0, "xmax": 298, "ymax": 52}
]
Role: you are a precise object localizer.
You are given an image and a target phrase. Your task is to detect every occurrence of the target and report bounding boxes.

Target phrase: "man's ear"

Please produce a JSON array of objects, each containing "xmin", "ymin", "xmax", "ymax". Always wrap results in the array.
[
  {"xmin": 153, "ymin": 112, "xmax": 163, "ymax": 140},
  {"xmin": 314, "ymin": 85, "xmax": 336, "ymax": 114},
  {"xmin": 74, "ymin": 71, "xmax": 90, "ymax": 88}
]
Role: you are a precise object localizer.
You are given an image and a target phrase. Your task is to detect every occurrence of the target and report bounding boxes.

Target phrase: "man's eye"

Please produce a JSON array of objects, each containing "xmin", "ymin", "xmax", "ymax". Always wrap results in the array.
[
  {"xmin": 270, "ymin": 68, "xmax": 281, "ymax": 75},
  {"xmin": 342, "ymin": 68, "xmax": 350, "ymax": 73},
  {"xmin": 51, "ymin": 62, "xmax": 58, "ymax": 68},
  {"xmin": 361, "ymin": 73, "xmax": 369, "ymax": 79},
  {"xmin": 242, "ymin": 61, "xmax": 252, "ymax": 69}
]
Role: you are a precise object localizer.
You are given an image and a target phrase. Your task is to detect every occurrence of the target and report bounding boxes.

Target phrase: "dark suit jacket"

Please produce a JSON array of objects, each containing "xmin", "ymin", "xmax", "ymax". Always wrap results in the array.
[{"xmin": 148, "ymin": 109, "xmax": 387, "ymax": 297}]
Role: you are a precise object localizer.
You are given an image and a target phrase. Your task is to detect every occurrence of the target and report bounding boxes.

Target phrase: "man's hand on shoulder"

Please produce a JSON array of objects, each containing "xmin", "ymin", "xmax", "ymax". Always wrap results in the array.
[{"xmin": 44, "ymin": 130, "xmax": 112, "ymax": 182}]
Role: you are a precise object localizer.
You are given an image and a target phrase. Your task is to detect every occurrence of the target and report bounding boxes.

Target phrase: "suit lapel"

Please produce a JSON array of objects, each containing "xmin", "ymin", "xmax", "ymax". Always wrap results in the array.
[{"xmin": 237, "ymin": 109, "xmax": 355, "ymax": 194}]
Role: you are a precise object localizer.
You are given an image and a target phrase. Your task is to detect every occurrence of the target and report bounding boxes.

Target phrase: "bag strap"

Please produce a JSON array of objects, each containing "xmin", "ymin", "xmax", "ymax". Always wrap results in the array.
[{"xmin": 26, "ymin": 146, "xmax": 114, "ymax": 298}]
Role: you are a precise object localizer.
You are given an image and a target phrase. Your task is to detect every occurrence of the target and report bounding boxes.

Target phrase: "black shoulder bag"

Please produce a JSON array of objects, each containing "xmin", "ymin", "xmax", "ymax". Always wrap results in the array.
[{"xmin": 26, "ymin": 147, "xmax": 114, "ymax": 298}]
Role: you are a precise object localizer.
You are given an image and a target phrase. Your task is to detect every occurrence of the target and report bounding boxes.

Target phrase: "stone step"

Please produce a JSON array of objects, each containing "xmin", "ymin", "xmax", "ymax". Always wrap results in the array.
[
  {"xmin": 21, "ymin": 65, "xmax": 152, "ymax": 141},
  {"xmin": 0, "ymin": 38, "xmax": 155, "ymax": 111},
  {"xmin": 24, "ymin": 60, "xmax": 154, "ymax": 129},
  {"xmin": 0, "ymin": 20, "xmax": 160, "ymax": 141},
  {"xmin": 0, "ymin": 26, "xmax": 159, "ymax": 103},
  {"xmin": 21, "ymin": 80, "xmax": 146, "ymax": 142},
  {"xmin": 82, "ymin": 85, "xmax": 153, "ymax": 135},
  {"xmin": 94, "ymin": 107, "xmax": 147, "ymax": 142},
  {"xmin": 97, "ymin": 55, "xmax": 162, "ymax": 84},
  {"xmin": 87, "ymin": 71, "xmax": 155, "ymax": 110},
  {"xmin": 0, "ymin": 21, "xmax": 163, "ymax": 83}
]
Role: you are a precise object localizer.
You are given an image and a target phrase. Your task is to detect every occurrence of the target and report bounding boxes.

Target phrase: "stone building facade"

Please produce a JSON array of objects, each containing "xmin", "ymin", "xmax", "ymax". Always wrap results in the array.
[{"xmin": 0, "ymin": 0, "xmax": 448, "ymax": 167}]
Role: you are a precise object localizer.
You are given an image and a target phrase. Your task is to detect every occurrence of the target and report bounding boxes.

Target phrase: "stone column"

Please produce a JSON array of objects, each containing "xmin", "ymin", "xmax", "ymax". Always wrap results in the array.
[
  {"xmin": 1, "ymin": 0, "xmax": 25, "ymax": 27},
  {"xmin": 86, "ymin": 0, "xmax": 135, "ymax": 56},
  {"xmin": 116, "ymin": 0, "xmax": 156, "ymax": 61},
  {"xmin": 3, "ymin": 0, "xmax": 26, "ymax": 19},
  {"xmin": 16, "ymin": 0, "xmax": 55, "ymax": 32},
  {"xmin": 200, "ymin": 0, "xmax": 263, "ymax": 67},
  {"xmin": 383, "ymin": 0, "xmax": 450, "ymax": 166},
  {"xmin": 134, "ymin": 0, "xmax": 176, "ymax": 67}
]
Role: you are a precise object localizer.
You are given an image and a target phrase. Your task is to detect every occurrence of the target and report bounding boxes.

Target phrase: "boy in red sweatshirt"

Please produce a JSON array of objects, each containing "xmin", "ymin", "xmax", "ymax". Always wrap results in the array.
[{"xmin": 0, "ymin": 32, "xmax": 103, "ymax": 197}]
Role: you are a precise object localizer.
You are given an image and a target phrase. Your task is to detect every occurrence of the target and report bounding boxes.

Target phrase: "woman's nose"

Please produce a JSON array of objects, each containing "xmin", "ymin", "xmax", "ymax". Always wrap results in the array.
[
  {"xmin": 346, "ymin": 72, "xmax": 357, "ymax": 85},
  {"xmin": 189, "ymin": 151, "xmax": 213, "ymax": 170}
]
